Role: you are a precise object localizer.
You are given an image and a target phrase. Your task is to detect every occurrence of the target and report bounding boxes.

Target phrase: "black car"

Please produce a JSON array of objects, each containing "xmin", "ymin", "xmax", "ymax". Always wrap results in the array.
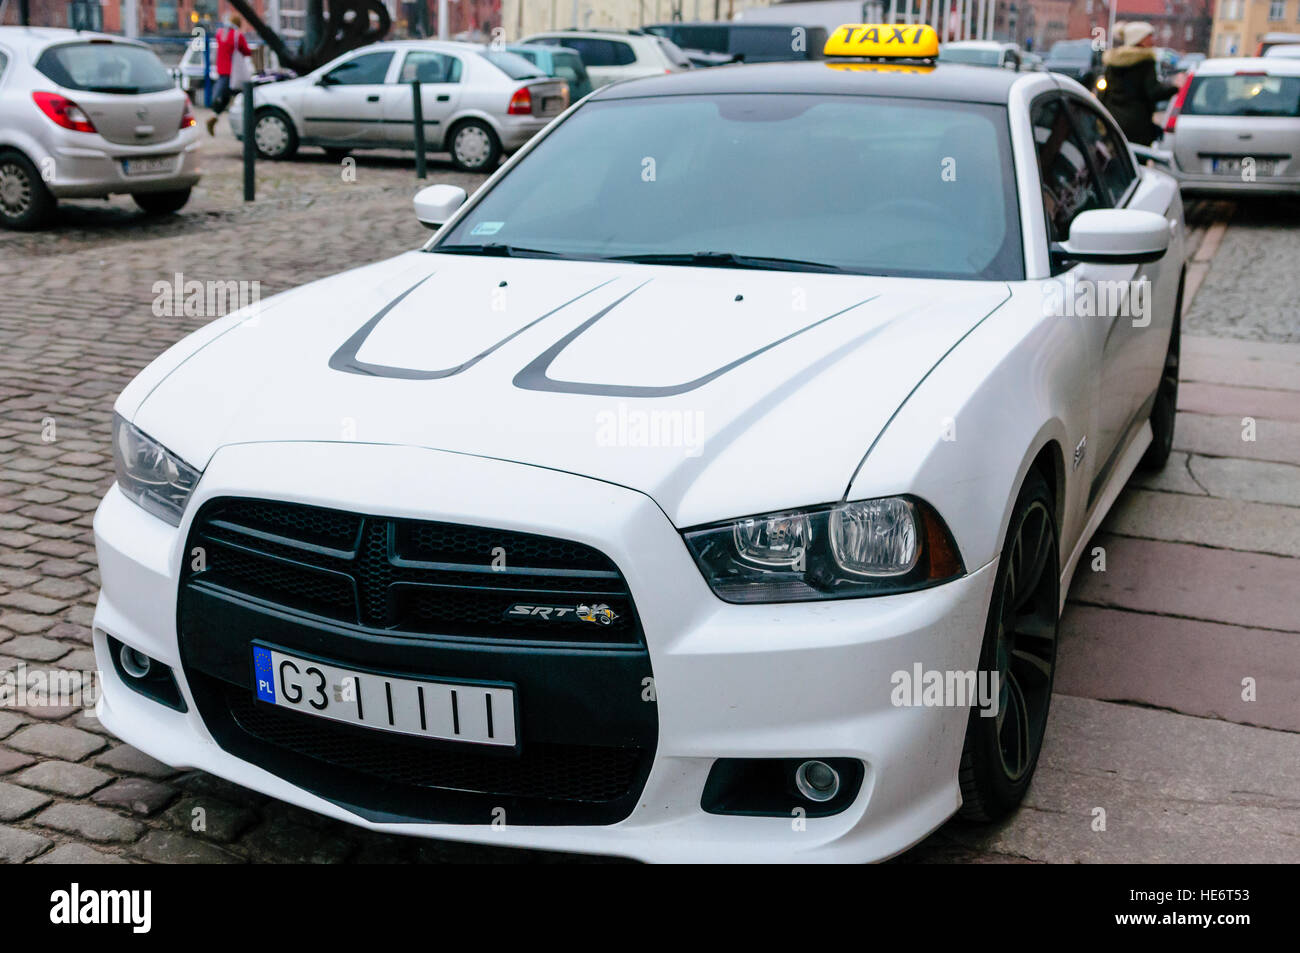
[
  {"xmin": 1044, "ymin": 38, "xmax": 1104, "ymax": 89},
  {"xmin": 644, "ymin": 21, "xmax": 827, "ymax": 65}
]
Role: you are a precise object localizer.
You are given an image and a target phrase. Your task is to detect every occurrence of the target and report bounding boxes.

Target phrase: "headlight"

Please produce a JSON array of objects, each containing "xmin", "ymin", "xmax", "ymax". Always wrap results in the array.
[
  {"xmin": 112, "ymin": 414, "xmax": 201, "ymax": 526},
  {"xmin": 683, "ymin": 497, "xmax": 964, "ymax": 603}
]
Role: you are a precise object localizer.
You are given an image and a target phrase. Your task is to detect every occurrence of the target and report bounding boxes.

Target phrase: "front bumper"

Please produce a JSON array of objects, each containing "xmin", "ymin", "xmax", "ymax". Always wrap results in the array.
[
  {"xmin": 93, "ymin": 440, "xmax": 995, "ymax": 862},
  {"xmin": 43, "ymin": 129, "xmax": 202, "ymax": 198}
]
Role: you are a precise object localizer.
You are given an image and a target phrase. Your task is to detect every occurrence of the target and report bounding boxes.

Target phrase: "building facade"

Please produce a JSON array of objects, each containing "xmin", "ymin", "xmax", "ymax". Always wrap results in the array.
[{"xmin": 1210, "ymin": 0, "xmax": 1300, "ymax": 55}]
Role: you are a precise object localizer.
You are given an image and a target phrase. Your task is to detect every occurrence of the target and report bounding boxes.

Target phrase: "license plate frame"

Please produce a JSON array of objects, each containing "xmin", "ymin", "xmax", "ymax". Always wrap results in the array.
[
  {"xmin": 250, "ymin": 643, "xmax": 519, "ymax": 749},
  {"xmin": 1210, "ymin": 156, "xmax": 1276, "ymax": 177},
  {"xmin": 123, "ymin": 156, "xmax": 176, "ymax": 176}
]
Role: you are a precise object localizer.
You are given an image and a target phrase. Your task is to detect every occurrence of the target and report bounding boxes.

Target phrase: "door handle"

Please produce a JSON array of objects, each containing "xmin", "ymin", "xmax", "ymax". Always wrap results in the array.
[
  {"xmin": 366, "ymin": 94, "xmax": 380, "ymax": 102},
  {"xmin": 436, "ymin": 94, "xmax": 450, "ymax": 102}
]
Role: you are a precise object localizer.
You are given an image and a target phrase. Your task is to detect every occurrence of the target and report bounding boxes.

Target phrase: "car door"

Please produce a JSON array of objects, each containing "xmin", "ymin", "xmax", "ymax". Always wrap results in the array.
[
  {"xmin": 1031, "ymin": 93, "xmax": 1132, "ymax": 503},
  {"xmin": 298, "ymin": 50, "xmax": 395, "ymax": 146},
  {"xmin": 383, "ymin": 50, "xmax": 462, "ymax": 147}
]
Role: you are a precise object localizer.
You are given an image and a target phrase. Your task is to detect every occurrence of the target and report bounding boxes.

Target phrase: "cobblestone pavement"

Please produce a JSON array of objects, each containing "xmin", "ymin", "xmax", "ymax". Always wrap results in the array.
[{"xmin": 1, "ymin": 120, "xmax": 1296, "ymax": 862}]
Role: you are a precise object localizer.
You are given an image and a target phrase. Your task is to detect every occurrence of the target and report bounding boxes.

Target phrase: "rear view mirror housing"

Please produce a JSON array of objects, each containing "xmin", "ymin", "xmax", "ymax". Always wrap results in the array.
[
  {"xmin": 413, "ymin": 184, "xmax": 468, "ymax": 229},
  {"xmin": 1052, "ymin": 208, "xmax": 1171, "ymax": 266}
]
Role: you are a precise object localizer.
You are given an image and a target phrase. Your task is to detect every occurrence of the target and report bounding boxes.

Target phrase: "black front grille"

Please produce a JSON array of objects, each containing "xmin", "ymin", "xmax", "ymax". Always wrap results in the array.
[
  {"xmin": 226, "ymin": 685, "xmax": 643, "ymax": 803},
  {"xmin": 185, "ymin": 498, "xmax": 641, "ymax": 645}
]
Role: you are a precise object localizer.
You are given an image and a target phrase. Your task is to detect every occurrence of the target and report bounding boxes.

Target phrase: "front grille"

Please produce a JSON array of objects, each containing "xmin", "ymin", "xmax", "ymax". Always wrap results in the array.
[
  {"xmin": 185, "ymin": 498, "xmax": 641, "ymax": 645},
  {"xmin": 226, "ymin": 685, "xmax": 644, "ymax": 803}
]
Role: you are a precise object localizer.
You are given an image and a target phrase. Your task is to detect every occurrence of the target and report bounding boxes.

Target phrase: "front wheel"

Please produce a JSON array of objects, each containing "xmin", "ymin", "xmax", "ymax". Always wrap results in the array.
[
  {"xmin": 958, "ymin": 468, "xmax": 1059, "ymax": 821},
  {"xmin": 1140, "ymin": 283, "xmax": 1182, "ymax": 471},
  {"xmin": 448, "ymin": 120, "xmax": 500, "ymax": 172},
  {"xmin": 133, "ymin": 188, "xmax": 192, "ymax": 216},
  {"xmin": 252, "ymin": 108, "xmax": 298, "ymax": 160}
]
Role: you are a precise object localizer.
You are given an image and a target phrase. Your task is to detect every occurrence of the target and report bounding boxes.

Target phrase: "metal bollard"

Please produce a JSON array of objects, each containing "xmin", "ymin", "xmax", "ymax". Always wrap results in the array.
[
  {"xmin": 243, "ymin": 81, "xmax": 255, "ymax": 202},
  {"xmin": 412, "ymin": 79, "xmax": 427, "ymax": 180}
]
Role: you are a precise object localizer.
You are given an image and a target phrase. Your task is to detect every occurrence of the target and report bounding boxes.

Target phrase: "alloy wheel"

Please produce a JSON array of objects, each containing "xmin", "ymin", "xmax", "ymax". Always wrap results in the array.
[{"xmin": 0, "ymin": 161, "xmax": 33, "ymax": 218}]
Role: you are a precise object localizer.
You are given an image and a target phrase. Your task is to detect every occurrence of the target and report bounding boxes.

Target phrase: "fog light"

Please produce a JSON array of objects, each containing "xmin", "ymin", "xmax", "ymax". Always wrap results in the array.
[
  {"xmin": 119, "ymin": 644, "xmax": 152, "ymax": 679},
  {"xmin": 794, "ymin": 760, "xmax": 840, "ymax": 802}
]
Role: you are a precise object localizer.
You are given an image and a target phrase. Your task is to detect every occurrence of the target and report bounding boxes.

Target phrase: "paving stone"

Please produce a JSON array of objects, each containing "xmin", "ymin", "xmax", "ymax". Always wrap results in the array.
[
  {"xmin": 0, "ymin": 781, "xmax": 53, "ymax": 820},
  {"xmin": 1103, "ymin": 489, "xmax": 1300, "ymax": 558},
  {"xmin": 34, "ymin": 803, "xmax": 145, "ymax": 843},
  {"xmin": 1179, "ymin": 381, "xmax": 1300, "ymax": 423},
  {"xmin": 33, "ymin": 843, "xmax": 130, "ymax": 864},
  {"xmin": 0, "ymin": 591, "xmax": 64, "ymax": 615},
  {"xmin": 94, "ymin": 745, "xmax": 180, "ymax": 779},
  {"xmin": 163, "ymin": 795, "xmax": 258, "ymax": 843},
  {"xmin": 1187, "ymin": 455, "xmax": 1300, "ymax": 508},
  {"xmin": 1174, "ymin": 412, "xmax": 1300, "ymax": 466},
  {"xmin": 0, "ymin": 613, "xmax": 57, "ymax": 635},
  {"xmin": 16, "ymin": 760, "xmax": 112, "ymax": 797},
  {"xmin": 92, "ymin": 777, "xmax": 179, "ymax": 816},
  {"xmin": 0, "ymin": 824, "xmax": 52, "ymax": 863},
  {"xmin": 0, "ymin": 748, "xmax": 35, "ymax": 774},
  {"xmin": 2, "ymin": 636, "xmax": 71, "ymax": 662},
  {"xmin": 30, "ymin": 577, "xmax": 90, "ymax": 601},
  {"xmin": 132, "ymin": 829, "xmax": 243, "ymax": 864},
  {"xmin": 7, "ymin": 723, "xmax": 108, "ymax": 760},
  {"xmin": 0, "ymin": 711, "xmax": 22, "ymax": 738}
]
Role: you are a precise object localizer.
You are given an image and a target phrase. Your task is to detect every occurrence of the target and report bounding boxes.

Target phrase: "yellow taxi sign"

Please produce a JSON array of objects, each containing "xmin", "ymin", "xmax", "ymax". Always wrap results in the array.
[{"xmin": 823, "ymin": 23, "xmax": 940, "ymax": 59}]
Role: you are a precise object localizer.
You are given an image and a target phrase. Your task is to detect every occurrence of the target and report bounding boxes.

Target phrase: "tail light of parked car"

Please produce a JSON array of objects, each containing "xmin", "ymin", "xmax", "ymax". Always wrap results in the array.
[
  {"xmin": 181, "ymin": 100, "xmax": 196, "ymax": 130},
  {"xmin": 32, "ymin": 91, "xmax": 97, "ymax": 133},
  {"xmin": 507, "ymin": 86, "xmax": 532, "ymax": 115},
  {"xmin": 1163, "ymin": 73, "xmax": 1194, "ymax": 133}
]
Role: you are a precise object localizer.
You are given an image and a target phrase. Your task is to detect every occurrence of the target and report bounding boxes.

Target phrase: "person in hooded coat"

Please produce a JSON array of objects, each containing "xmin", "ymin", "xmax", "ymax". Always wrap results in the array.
[{"xmin": 1098, "ymin": 21, "xmax": 1181, "ymax": 146}]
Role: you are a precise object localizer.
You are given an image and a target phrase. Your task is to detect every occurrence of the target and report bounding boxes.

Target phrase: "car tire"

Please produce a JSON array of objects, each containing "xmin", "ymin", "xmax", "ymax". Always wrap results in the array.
[
  {"xmin": 447, "ymin": 119, "xmax": 501, "ymax": 172},
  {"xmin": 957, "ymin": 467, "xmax": 1059, "ymax": 822},
  {"xmin": 252, "ymin": 108, "xmax": 299, "ymax": 160},
  {"xmin": 0, "ymin": 150, "xmax": 56, "ymax": 230},
  {"xmin": 133, "ymin": 188, "xmax": 192, "ymax": 216},
  {"xmin": 1140, "ymin": 279, "xmax": 1182, "ymax": 472}
]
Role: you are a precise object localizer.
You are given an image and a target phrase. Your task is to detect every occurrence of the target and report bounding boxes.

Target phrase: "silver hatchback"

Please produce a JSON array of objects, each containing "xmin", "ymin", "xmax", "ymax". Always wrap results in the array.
[
  {"xmin": 0, "ymin": 26, "xmax": 201, "ymax": 229},
  {"xmin": 1163, "ymin": 56, "xmax": 1300, "ymax": 197}
]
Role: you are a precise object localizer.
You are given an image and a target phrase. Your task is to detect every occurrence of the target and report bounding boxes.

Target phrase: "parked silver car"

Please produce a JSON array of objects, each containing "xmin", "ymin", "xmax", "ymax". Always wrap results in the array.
[
  {"xmin": 229, "ymin": 40, "xmax": 568, "ymax": 172},
  {"xmin": 1162, "ymin": 56, "xmax": 1300, "ymax": 197},
  {"xmin": 0, "ymin": 26, "xmax": 200, "ymax": 229}
]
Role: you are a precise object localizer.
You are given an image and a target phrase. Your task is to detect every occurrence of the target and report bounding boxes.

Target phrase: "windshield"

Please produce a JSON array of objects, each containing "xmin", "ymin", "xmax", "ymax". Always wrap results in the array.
[
  {"xmin": 939, "ymin": 47, "xmax": 1003, "ymax": 66},
  {"xmin": 36, "ymin": 42, "xmax": 172, "ymax": 94},
  {"xmin": 1183, "ymin": 74, "xmax": 1300, "ymax": 117},
  {"xmin": 479, "ymin": 49, "xmax": 545, "ymax": 79},
  {"xmin": 1046, "ymin": 40, "xmax": 1091, "ymax": 63},
  {"xmin": 434, "ymin": 94, "xmax": 1022, "ymax": 280}
]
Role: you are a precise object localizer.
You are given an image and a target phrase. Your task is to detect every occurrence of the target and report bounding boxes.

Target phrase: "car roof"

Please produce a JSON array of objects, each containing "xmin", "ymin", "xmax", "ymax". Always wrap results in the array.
[
  {"xmin": 942, "ymin": 40, "xmax": 1013, "ymax": 50},
  {"xmin": 0, "ymin": 26, "xmax": 140, "ymax": 51},
  {"xmin": 590, "ymin": 59, "xmax": 1032, "ymax": 105},
  {"xmin": 1195, "ymin": 55, "xmax": 1300, "ymax": 75}
]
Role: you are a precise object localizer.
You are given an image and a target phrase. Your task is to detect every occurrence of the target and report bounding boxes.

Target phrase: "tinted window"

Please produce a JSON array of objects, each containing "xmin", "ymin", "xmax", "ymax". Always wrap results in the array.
[
  {"xmin": 323, "ymin": 51, "xmax": 393, "ymax": 85},
  {"xmin": 36, "ymin": 42, "xmax": 172, "ymax": 93},
  {"xmin": 1032, "ymin": 96, "xmax": 1106, "ymax": 245},
  {"xmin": 399, "ymin": 51, "xmax": 460, "ymax": 84},
  {"xmin": 672, "ymin": 26, "xmax": 729, "ymax": 52},
  {"xmin": 1183, "ymin": 73, "xmax": 1300, "ymax": 117},
  {"xmin": 1046, "ymin": 39, "xmax": 1092, "ymax": 63},
  {"xmin": 479, "ymin": 50, "xmax": 545, "ymax": 79},
  {"xmin": 558, "ymin": 38, "xmax": 635, "ymax": 67},
  {"xmin": 438, "ymin": 94, "xmax": 1023, "ymax": 280},
  {"xmin": 1069, "ymin": 102, "xmax": 1136, "ymax": 204},
  {"xmin": 733, "ymin": 27, "xmax": 805, "ymax": 58}
]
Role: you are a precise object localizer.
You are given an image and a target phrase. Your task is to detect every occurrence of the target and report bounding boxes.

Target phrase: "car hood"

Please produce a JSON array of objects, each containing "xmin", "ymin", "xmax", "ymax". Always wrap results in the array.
[{"xmin": 130, "ymin": 252, "xmax": 1009, "ymax": 527}]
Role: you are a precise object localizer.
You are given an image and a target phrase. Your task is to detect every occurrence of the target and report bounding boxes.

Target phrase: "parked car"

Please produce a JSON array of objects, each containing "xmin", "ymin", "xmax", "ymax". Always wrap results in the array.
[
  {"xmin": 1263, "ymin": 44, "xmax": 1300, "ymax": 59},
  {"xmin": 228, "ymin": 40, "xmax": 568, "ymax": 172},
  {"xmin": 644, "ymin": 21, "xmax": 828, "ymax": 63},
  {"xmin": 506, "ymin": 43, "xmax": 593, "ymax": 102},
  {"xmin": 520, "ymin": 29, "xmax": 691, "ymax": 88},
  {"xmin": 1162, "ymin": 56, "xmax": 1300, "ymax": 197},
  {"xmin": 1256, "ymin": 31, "xmax": 1300, "ymax": 56},
  {"xmin": 176, "ymin": 35, "xmax": 272, "ymax": 103},
  {"xmin": 1044, "ymin": 38, "xmax": 1103, "ymax": 90},
  {"xmin": 0, "ymin": 26, "xmax": 200, "ymax": 229},
  {"xmin": 1176, "ymin": 51, "xmax": 1206, "ymax": 72},
  {"xmin": 938, "ymin": 40, "xmax": 1022, "ymax": 69}
]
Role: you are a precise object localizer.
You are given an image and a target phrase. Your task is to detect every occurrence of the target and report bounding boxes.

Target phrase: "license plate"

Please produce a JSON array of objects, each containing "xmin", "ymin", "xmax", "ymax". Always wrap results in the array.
[
  {"xmin": 1210, "ymin": 157, "xmax": 1275, "ymax": 176},
  {"xmin": 123, "ymin": 156, "xmax": 176, "ymax": 176},
  {"xmin": 251, "ymin": 646, "xmax": 517, "ymax": 747},
  {"xmin": 542, "ymin": 96, "xmax": 563, "ymax": 112}
]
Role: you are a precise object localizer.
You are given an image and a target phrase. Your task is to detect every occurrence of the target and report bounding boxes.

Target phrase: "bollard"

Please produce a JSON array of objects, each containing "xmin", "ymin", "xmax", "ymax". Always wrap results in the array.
[
  {"xmin": 201, "ymin": 27, "xmax": 212, "ymax": 108},
  {"xmin": 243, "ymin": 81, "xmax": 256, "ymax": 202},
  {"xmin": 412, "ymin": 79, "xmax": 427, "ymax": 180}
]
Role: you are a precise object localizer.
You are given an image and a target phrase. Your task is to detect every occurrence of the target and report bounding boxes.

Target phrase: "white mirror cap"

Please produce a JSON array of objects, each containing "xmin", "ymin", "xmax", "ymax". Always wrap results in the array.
[
  {"xmin": 413, "ymin": 184, "xmax": 468, "ymax": 227},
  {"xmin": 1065, "ymin": 208, "xmax": 1170, "ymax": 259}
]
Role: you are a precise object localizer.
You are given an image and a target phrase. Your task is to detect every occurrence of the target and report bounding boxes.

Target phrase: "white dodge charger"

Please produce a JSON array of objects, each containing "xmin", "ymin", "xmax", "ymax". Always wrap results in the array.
[{"xmin": 94, "ymin": 25, "xmax": 1185, "ymax": 862}]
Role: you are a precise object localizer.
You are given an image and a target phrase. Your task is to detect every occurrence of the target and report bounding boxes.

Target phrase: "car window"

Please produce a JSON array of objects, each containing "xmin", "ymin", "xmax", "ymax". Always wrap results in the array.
[
  {"xmin": 1031, "ymin": 96, "xmax": 1106, "ymax": 245},
  {"xmin": 398, "ymin": 51, "xmax": 460, "ymax": 84},
  {"xmin": 552, "ymin": 51, "xmax": 588, "ymax": 79},
  {"xmin": 437, "ymin": 94, "xmax": 1023, "ymax": 281},
  {"xmin": 512, "ymin": 48, "xmax": 540, "ymax": 66},
  {"xmin": 733, "ymin": 27, "xmax": 804, "ymax": 58},
  {"xmin": 560, "ymin": 38, "xmax": 635, "ymax": 67},
  {"xmin": 1182, "ymin": 73, "xmax": 1300, "ymax": 117},
  {"xmin": 35, "ymin": 42, "xmax": 172, "ymax": 94},
  {"xmin": 1068, "ymin": 101, "xmax": 1137, "ymax": 205},
  {"xmin": 479, "ymin": 49, "xmax": 545, "ymax": 79},
  {"xmin": 323, "ymin": 51, "xmax": 394, "ymax": 86}
]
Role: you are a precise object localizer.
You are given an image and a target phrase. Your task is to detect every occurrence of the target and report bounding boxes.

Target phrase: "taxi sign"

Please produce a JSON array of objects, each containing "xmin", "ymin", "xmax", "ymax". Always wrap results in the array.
[{"xmin": 823, "ymin": 23, "xmax": 940, "ymax": 59}]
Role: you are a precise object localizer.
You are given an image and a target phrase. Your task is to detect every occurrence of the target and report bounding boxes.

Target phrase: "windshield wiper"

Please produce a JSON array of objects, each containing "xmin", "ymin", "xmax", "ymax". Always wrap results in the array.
[
  {"xmin": 603, "ymin": 251, "xmax": 844, "ymax": 273},
  {"xmin": 431, "ymin": 243, "xmax": 564, "ymax": 258}
]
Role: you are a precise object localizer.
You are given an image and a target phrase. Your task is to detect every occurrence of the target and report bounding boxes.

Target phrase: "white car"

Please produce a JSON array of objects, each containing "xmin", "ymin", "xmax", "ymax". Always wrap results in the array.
[
  {"xmin": 520, "ymin": 29, "xmax": 692, "ymax": 87},
  {"xmin": 228, "ymin": 40, "xmax": 568, "ymax": 171},
  {"xmin": 94, "ymin": 25, "xmax": 1185, "ymax": 863}
]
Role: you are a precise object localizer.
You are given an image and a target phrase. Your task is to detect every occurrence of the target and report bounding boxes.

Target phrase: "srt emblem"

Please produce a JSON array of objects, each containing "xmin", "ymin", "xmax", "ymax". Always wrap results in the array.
[{"xmin": 505, "ymin": 603, "xmax": 619, "ymax": 625}]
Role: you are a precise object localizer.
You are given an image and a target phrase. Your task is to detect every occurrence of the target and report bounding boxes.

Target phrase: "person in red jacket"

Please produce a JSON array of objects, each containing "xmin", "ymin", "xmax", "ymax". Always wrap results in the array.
[{"xmin": 206, "ymin": 14, "xmax": 253, "ymax": 136}]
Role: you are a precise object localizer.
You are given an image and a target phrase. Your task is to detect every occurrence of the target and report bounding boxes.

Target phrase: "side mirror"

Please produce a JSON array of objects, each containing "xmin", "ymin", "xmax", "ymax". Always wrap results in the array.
[
  {"xmin": 1052, "ymin": 208, "xmax": 1170, "ymax": 266},
  {"xmin": 413, "ymin": 183, "xmax": 467, "ymax": 229}
]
